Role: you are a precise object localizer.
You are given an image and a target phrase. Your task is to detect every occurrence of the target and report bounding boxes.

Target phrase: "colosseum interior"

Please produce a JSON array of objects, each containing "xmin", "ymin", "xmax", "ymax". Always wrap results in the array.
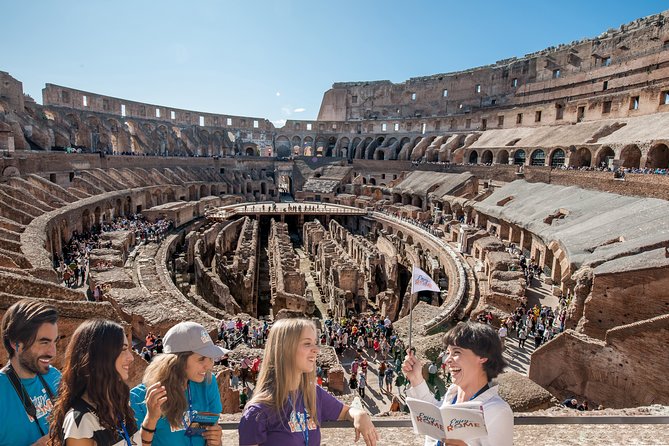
[{"xmin": 1, "ymin": 7, "xmax": 668, "ymax": 443}]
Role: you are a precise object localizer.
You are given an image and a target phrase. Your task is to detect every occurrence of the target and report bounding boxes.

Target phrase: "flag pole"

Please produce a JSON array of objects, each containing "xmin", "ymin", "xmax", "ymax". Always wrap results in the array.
[{"xmin": 409, "ymin": 291, "xmax": 414, "ymax": 352}]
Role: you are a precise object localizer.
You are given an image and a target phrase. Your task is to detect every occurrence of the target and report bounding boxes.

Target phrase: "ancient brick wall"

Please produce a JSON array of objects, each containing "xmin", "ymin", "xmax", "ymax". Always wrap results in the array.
[
  {"xmin": 530, "ymin": 315, "xmax": 669, "ymax": 407},
  {"xmin": 578, "ymin": 264, "xmax": 669, "ymax": 339}
]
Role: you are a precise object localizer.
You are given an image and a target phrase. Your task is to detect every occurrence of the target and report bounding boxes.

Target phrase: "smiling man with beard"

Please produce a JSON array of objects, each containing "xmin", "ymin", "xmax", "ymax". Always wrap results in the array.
[{"xmin": 0, "ymin": 299, "xmax": 60, "ymax": 446}]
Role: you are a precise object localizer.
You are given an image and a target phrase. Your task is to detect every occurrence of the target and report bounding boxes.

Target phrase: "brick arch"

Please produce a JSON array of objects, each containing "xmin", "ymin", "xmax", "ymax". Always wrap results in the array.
[{"xmin": 619, "ymin": 144, "xmax": 641, "ymax": 169}]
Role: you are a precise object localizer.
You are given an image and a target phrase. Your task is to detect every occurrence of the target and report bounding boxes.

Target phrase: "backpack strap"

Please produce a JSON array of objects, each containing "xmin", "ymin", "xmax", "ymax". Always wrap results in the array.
[{"xmin": 2, "ymin": 363, "xmax": 52, "ymax": 437}]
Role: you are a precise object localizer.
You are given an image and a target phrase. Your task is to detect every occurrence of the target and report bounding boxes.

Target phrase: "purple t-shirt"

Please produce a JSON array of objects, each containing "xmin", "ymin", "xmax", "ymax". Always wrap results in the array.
[{"xmin": 238, "ymin": 385, "xmax": 344, "ymax": 445}]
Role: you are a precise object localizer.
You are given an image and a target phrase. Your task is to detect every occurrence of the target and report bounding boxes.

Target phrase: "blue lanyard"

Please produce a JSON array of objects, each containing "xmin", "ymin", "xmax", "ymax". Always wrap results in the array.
[
  {"xmin": 118, "ymin": 418, "xmax": 132, "ymax": 446},
  {"xmin": 450, "ymin": 383, "xmax": 489, "ymax": 405},
  {"xmin": 182, "ymin": 383, "xmax": 195, "ymax": 446},
  {"xmin": 288, "ymin": 395, "xmax": 309, "ymax": 446},
  {"xmin": 182, "ymin": 382, "xmax": 194, "ymax": 428}
]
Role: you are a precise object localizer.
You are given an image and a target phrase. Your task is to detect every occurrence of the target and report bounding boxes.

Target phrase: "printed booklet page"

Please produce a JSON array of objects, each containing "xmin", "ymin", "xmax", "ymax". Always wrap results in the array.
[{"xmin": 405, "ymin": 397, "xmax": 487, "ymax": 442}]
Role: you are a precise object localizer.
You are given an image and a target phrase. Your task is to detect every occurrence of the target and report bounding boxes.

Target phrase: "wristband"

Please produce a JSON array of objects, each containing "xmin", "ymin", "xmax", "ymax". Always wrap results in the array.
[{"xmin": 141, "ymin": 424, "xmax": 157, "ymax": 433}]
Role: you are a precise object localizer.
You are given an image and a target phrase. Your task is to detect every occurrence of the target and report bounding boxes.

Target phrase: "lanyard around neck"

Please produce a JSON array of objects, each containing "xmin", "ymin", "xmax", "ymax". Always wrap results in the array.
[
  {"xmin": 182, "ymin": 382, "xmax": 194, "ymax": 429},
  {"xmin": 118, "ymin": 418, "xmax": 132, "ymax": 446},
  {"xmin": 287, "ymin": 394, "xmax": 309, "ymax": 446},
  {"xmin": 451, "ymin": 383, "xmax": 490, "ymax": 405}
]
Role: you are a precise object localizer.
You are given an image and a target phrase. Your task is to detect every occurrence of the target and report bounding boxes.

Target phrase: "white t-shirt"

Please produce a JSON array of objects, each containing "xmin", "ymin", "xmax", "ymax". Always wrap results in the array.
[{"xmin": 62, "ymin": 399, "xmax": 141, "ymax": 446}]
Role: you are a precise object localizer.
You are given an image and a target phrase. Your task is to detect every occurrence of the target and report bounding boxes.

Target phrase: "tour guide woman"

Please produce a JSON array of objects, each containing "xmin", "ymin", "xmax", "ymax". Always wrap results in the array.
[
  {"xmin": 131, "ymin": 321, "xmax": 227, "ymax": 446},
  {"xmin": 402, "ymin": 321, "xmax": 513, "ymax": 446},
  {"xmin": 238, "ymin": 318, "xmax": 379, "ymax": 446}
]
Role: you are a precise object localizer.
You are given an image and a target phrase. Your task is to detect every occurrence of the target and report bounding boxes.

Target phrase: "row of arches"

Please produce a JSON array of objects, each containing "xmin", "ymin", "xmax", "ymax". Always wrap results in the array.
[
  {"xmin": 275, "ymin": 134, "xmax": 421, "ymax": 160},
  {"xmin": 465, "ymin": 144, "xmax": 667, "ymax": 169}
]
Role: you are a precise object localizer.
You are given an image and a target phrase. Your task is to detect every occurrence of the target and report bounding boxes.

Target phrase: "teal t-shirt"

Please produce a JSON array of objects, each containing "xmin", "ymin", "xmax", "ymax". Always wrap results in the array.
[
  {"xmin": 130, "ymin": 376, "xmax": 222, "ymax": 446},
  {"xmin": 0, "ymin": 366, "xmax": 61, "ymax": 446}
]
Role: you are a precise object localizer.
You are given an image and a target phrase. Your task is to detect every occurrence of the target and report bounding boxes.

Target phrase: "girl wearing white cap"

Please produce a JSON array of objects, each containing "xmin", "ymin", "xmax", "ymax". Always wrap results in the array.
[{"xmin": 130, "ymin": 322, "xmax": 228, "ymax": 446}]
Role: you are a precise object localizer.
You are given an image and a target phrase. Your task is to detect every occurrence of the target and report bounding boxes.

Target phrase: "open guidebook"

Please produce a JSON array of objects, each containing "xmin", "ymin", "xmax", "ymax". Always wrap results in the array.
[{"xmin": 405, "ymin": 397, "xmax": 487, "ymax": 442}]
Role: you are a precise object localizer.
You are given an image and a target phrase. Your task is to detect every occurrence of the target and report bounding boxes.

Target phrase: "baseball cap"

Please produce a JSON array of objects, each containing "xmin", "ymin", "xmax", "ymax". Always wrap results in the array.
[{"xmin": 163, "ymin": 322, "xmax": 230, "ymax": 359}]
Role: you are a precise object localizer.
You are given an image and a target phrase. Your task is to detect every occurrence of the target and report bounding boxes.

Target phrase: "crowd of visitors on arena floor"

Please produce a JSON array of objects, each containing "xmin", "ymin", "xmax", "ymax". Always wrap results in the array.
[{"xmin": 54, "ymin": 215, "xmax": 173, "ymax": 291}]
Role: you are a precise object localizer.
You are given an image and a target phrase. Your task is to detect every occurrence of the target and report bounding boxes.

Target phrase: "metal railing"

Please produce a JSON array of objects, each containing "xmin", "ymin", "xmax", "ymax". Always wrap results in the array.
[{"xmin": 217, "ymin": 416, "xmax": 669, "ymax": 430}]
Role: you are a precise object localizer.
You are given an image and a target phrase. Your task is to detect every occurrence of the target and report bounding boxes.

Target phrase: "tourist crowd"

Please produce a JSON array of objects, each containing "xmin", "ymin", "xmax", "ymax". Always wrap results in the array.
[{"xmin": 54, "ymin": 214, "xmax": 173, "ymax": 293}]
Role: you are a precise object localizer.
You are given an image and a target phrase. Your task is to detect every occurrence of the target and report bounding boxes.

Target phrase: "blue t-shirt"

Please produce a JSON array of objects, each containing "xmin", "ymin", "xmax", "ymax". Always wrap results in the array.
[
  {"xmin": 238, "ymin": 385, "xmax": 344, "ymax": 446},
  {"xmin": 130, "ymin": 376, "xmax": 222, "ymax": 446},
  {"xmin": 0, "ymin": 366, "xmax": 61, "ymax": 446}
]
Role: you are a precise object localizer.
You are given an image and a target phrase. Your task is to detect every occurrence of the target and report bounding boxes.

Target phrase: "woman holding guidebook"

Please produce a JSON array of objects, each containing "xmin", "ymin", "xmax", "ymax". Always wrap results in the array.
[{"xmin": 402, "ymin": 321, "xmax": 513, "ymax": 446}]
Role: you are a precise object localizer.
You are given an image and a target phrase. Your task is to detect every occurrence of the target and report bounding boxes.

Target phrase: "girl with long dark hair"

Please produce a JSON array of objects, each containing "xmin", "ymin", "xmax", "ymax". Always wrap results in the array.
[{"xmin": 48, "ymin": 319, "xmax": 138, "ymax": 446}]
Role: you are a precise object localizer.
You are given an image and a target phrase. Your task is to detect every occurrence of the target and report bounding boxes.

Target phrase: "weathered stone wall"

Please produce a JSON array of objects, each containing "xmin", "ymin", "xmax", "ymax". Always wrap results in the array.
[
  {"xmin": 530, "ymin": 315, "xmax": 669, "ymax": 408},
  {"xmin": 318, "ymin": 11, "xmax": 669, "ymax": 125},
  {"xmin": 216, "ymin": 217, "xmax": 258, "ymax": 315},
  {"xmin": 578, "ymin": 263, "xmax": 669, "ymax": 340},
  {"xmin": 268, "ymin": 220, "xmax": 308, "ymax": 314}
]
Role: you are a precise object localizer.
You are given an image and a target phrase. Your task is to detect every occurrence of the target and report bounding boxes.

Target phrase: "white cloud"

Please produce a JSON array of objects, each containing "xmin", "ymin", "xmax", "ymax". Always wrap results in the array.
[
  {"xmin": 281, "ymin": 107, "xmax": 292, "ymax": 115},
  {"xmin": 272, "ymin": 119, "xmax": 287, "ymax": 127},
  {"xmin": 276, "ymin": 91, "xmax": 281, "ymax": 97},
  {"xmin": 293, "ymin": 107, "xmax": 306, "ymax": 113}
]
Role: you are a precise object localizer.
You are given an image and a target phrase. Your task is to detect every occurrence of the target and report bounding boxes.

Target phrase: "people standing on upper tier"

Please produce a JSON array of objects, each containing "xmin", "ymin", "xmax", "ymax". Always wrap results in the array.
[
  {"xmin": 131, "ymin": 321, "xmax": 227, "ymax": 446},
  {"xmin": 47, "ymin": 319, "xmax": 140, "ymax": 446},
  {"xmin": 0, "ymin": 299, "xmax": 60, "ymax": 446}
]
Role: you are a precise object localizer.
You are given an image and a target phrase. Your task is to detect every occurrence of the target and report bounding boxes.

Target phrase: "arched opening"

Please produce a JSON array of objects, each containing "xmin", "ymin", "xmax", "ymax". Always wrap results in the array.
[
  {"xmin": 412, "ymin": 196, "xmax": 423, "ymax": 208},
  {"xmin": 646, "ymin": 143, "xmax": 669, "ymax": 168},
  {"xmin": 303, "ymin": 136, "xmax": 314, "ymax": 156},
  {"xmin": 338, "ymin": 137, "xmax": 350, "ymax": 158},
  {"xmin": 81, "ymin": 209, "xmax": 91, "ymax": 233},
  {"xmin": 497, "ymin": 150, "xmax": 509, "ymax": 165},
  {"xmin": 291, "ymin": 136, "xmax": 302, "ymax": 156},
  {"xmin": 595, "ymin": 146, "xmax": 615, "ymax": 168},
  {"xmin": 398, "ymin": 137, "xmax": 410, "ymax": 159},
  {"xmin": 245, "ymin": 147, "xmax": 255, "ymax": 156},
  {"xmin": 481, "ymin": 150, "xmax": 493, "ymax": 164},
  {"xmin": 93, "ymin": 206, "xmax": 101, "ymax": 228},
  {"xmin": 200, "ymin": 184, "xmax": 208, "ymax": 198},
  {"xmin": 275, "ymin": 135, "xmax": 291, "ymax": 158},
  {"xmin": 530, "ymin": 149, "xmax": 545, "ymax": 166},
  {"xmin": 570, "ymin": 147, "xmax": 592, "ymax": 167},
  {"xmin": 392, "ymin": 193, "xmax": 402, "ymax": 204},
  {"xmin": 620, "ymin": 145, "xmax": 641, "ymax": 169},
  {"xmin": 326, "ymin": 137, "xmax": 337, "ymax": 157},
  {"xmin": 550, "ymin": 149, "xmax": 566, "ymax": 167},
  {"xmin": 468, "ymin": 151, "xmax": 478, "ymax": 164},
  {"xmin": 513, "ymin": 149, "xmax": 526, "ymax": 165},
  {"xmin": 315, "ymin": 137, "xmax": 327, "ymax": 157}
]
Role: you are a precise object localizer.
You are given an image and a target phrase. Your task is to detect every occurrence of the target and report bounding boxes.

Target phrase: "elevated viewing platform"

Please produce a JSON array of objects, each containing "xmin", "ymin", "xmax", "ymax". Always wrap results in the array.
[{"xmin": 206, "ymin": 202, "xmax": 368, "ymax": 221}]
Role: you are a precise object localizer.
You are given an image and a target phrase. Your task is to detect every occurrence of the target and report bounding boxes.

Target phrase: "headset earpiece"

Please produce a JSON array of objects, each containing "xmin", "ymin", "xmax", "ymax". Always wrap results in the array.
[{"xmin": 15, "ymin": 342, "xmax": 19, "ymax": 352}]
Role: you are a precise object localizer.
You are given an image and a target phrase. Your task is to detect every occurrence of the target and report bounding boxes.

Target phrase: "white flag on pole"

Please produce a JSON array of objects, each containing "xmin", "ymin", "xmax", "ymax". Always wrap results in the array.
[{"xmin": 411, "ymin": 266, "xmax": 440, "ymax": 294}]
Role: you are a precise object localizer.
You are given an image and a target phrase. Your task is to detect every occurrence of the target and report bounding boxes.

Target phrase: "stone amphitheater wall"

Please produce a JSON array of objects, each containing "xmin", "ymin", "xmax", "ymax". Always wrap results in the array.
[{"xmin": 530, "ymin": 314, "xmax": 669, "ymax": 408}]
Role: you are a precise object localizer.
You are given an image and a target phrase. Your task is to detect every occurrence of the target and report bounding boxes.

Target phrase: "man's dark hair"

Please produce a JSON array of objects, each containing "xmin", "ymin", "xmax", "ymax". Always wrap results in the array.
[
  {"xmin": 442, "ymin": 321, "xmax": 507, "ymax": 381},
  {"xmin": 1, "ymin": 299, "xmax": 58, "ymax": 358}
]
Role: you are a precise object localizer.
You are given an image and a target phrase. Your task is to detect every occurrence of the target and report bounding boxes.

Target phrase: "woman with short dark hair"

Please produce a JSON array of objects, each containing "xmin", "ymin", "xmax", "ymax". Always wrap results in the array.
[{"xmin": 402, "ymin": 321, "xmax": 513, "ymax": 446}]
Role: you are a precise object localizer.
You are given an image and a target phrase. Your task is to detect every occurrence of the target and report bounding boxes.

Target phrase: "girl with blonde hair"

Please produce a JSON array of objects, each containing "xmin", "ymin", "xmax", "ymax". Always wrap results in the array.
[{"xmin": 238, "ymin": 318, "xmax": 378, "ymax": 445}]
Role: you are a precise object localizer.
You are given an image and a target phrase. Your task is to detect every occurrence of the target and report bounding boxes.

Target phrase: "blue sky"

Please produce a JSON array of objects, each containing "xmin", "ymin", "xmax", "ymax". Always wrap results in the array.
[{"xmin": 2, "ymin": 0, "xmax": 667, "ymax": 128}]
